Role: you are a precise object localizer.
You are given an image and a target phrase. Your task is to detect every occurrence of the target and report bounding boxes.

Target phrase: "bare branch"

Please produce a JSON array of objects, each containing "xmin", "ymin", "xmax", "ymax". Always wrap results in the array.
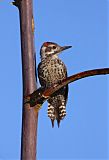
[
  {"xmin": 27, "ymin": 68, "xmax": 109, "ymax": 109},
  {"xmin": 11, "ymin": 0, "xmax": 21, "ymax": 7},
  {"xmin": 13, "ymin": 0, "xmax": 38, "ymax": 159}
]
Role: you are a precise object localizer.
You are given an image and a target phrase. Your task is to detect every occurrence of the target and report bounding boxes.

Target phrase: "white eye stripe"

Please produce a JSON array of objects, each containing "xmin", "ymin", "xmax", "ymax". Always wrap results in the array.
[{"xmin": 42, "ymin": 46, "xmax": 46, "ymax": 52}]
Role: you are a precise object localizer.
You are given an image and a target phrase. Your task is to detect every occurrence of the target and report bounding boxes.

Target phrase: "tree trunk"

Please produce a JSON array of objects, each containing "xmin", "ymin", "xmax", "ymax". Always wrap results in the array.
[{"xmin": 14, "ymin": 0, "xmax": 38, "ymax": 159}]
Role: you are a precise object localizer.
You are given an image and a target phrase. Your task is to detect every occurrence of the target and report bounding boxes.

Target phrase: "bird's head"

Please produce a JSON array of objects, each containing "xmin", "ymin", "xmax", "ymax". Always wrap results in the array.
[{"xmin": 40, "ymin": 42, "xmax": 72, "ymax": 59}]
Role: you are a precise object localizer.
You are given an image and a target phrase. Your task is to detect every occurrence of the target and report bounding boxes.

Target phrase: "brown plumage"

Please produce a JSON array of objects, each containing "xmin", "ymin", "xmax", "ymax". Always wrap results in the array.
[{"xmin": 38, "ymin": 42, "xmax": 72, "ymax": 127}]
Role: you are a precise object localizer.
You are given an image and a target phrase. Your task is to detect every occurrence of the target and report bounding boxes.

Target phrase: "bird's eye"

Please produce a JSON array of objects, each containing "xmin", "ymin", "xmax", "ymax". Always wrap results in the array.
[
  {"xmin": 45, "ymin": 47, "xmax": 51, "ymax": 52},
  {"xmin": 53, "ymin": 46, "xmax": 56, "ymax": 49}
]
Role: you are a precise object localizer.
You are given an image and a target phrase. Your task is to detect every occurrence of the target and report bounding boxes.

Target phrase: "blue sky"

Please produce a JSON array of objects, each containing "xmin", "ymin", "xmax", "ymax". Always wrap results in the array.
[{"xmin": 0, "ymin": 0, "xmax": 108, "ymax": 159}]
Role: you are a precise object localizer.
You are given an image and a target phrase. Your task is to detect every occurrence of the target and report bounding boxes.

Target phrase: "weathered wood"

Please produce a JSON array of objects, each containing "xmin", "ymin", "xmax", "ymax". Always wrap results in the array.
[
  {"xmin": 27, "ymin": 68, "xmax": 109, "ymax": 109},
  {"xmin": 13, "ymin": 0, "xmax": 38, "ymax": 159}
]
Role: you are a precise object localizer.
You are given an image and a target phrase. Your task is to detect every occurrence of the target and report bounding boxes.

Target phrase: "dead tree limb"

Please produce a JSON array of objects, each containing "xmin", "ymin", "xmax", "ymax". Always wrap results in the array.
[
  {"xmin": 26, "ymin": 68, "xmax": 109, "ymax": 109},
  {"xmin": 12, "ymin": 0, "xmax": 38, "ymax": 160}
]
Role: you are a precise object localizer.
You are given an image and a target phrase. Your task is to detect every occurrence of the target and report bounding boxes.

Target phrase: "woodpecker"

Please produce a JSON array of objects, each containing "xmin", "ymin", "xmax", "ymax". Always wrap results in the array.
[{"xmin": 38, "ymin": 42, "xmax": 72, "ymax": 127}]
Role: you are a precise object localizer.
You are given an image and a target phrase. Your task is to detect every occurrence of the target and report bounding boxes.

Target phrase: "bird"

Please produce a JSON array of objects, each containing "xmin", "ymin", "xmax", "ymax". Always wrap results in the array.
[{"xmin": 38, "ymin": 42, "xmax": 72, "ymax": 127}]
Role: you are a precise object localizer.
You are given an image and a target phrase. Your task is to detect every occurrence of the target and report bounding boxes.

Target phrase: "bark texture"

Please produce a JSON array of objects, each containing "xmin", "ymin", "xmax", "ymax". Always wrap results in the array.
[{"xmin": 13, "ymin": 0, "xmax": 38, "ymax": 159}]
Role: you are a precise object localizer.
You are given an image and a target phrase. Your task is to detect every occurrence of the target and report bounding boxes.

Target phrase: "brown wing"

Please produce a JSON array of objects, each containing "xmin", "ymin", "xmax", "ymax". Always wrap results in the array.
[{"xmin": 38, "ymin": 62, "xmax": 46, "ymax": 87}]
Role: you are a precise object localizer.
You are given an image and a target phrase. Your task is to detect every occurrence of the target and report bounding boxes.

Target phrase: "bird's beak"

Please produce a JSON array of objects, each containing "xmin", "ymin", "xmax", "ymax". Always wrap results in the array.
[
  {"xmin": 60, "ymin": 46, "xmax": 72, "ymax": 52},
  {"xmin": 53, "ymin": 45, "xmax": 72, "ymax": 56}
]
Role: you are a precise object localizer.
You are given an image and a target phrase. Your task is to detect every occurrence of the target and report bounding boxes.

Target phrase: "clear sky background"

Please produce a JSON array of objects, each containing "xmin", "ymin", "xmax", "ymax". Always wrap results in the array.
[{"xmin": 0, "ymin": 0, "xmax": 108, "ymax": 159}]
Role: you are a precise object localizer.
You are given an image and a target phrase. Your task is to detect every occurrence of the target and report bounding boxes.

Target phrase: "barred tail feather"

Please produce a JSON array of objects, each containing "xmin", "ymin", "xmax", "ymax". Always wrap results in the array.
[
  {"xmin": 59, "ymin": 105, "xmax": 66, "ymax": 119},
  {"xmin": 47, "ymin": 104, "xmax": 55, "ymax": 127},
  {"xmin": 57, "ymin": 104, "xmax": 66, "ymax": 127},
  {"xmin": 47, "ymin": 102, "xmax": 66, "ymax": 127}
]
